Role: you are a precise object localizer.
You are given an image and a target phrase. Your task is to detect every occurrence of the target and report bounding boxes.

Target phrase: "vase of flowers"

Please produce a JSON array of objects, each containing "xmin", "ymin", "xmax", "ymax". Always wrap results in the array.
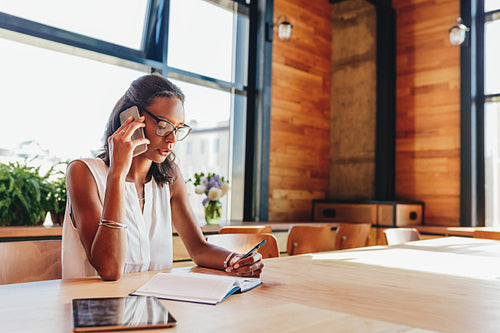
[
  {"xmin": 204, "ymin": 200, "xmax": 222, "ymax": 225},
  {"xmin": 190, "ymin": 172, "xmax": 230, "ymax": 225}
]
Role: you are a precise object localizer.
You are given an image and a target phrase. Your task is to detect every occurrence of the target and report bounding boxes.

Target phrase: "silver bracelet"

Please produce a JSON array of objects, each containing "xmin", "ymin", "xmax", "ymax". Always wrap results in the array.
[
  {"xmin": 223, "ymin": 252, "xmax": 235, "ymax": 268},
  {"xmin": 99, "ymin": 219, "xmax": 128, "ymax": 229}
]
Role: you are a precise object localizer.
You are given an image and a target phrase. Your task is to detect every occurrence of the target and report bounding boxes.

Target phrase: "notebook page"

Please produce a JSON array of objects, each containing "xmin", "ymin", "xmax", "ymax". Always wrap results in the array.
[{"xmin": 134, "ymin": 272, "xmax": 237, "ymax": 304}]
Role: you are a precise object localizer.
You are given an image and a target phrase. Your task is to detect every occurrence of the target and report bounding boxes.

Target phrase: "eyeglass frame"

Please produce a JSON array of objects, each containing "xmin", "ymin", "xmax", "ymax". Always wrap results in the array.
[{"xmin": 138, "ymin": 106, "xmax": 192, "ymax": 141}]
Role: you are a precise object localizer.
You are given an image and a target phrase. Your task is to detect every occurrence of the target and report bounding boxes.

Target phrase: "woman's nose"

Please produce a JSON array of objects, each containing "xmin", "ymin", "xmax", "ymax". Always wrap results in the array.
[{"xmin": 164, "ymin": 131, "xmax": 177, "ymax": 143}]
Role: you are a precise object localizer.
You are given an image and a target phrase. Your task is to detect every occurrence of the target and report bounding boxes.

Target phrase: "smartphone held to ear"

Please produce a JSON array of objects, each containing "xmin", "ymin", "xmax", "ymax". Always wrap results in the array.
[{"xmin": 119, "ymin": 106, "xmax": 148, "ymax": 157}]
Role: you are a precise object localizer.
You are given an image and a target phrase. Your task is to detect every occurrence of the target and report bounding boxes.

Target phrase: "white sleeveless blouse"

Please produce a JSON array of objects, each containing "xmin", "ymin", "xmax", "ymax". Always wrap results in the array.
[{"xmin": 62, "ymin": 158, "xmax": 173, "ymax": 279}]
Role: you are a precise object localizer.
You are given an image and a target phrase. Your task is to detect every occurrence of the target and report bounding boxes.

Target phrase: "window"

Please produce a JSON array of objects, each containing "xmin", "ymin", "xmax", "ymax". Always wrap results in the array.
[
  {"xmin": 481, "ymin": 4, "xmax": 500, "ymax": 226},
  {"xmin": 0, "ymin": 37, "xmax": 143, "ymax": 165},
  {"xmin": 1, "ymin": 0, "xmax": 149, "ymax": 50},
  {"xmin": 168, "ymin": 0, "xmax": 238, "ymax": 83},
  {"xmin": 0, "ymin": 0, "xmax": 251, "ymax": 223},
  {"xmin": 215, "ymin": 138, "xmax": 220, "ymax": 153}
]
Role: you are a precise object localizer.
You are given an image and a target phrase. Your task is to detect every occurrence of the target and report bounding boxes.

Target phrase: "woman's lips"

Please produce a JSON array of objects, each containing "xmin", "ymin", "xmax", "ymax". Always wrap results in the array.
[{"xmin": 158, "ymin": 148, "xmax": 172, "ymax": 157}]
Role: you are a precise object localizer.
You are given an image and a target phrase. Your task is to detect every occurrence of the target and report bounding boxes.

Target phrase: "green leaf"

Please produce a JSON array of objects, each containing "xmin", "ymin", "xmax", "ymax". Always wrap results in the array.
[{"xmin": 0, "ymin": 159, "xmax": 67, "ymax": 226}]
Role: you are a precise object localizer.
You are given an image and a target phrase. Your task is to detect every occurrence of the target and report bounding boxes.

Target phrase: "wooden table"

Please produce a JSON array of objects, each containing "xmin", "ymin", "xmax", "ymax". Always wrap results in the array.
[{"xmin": 2, "ymin": 237, "xmax": 500, "ymax": 332}]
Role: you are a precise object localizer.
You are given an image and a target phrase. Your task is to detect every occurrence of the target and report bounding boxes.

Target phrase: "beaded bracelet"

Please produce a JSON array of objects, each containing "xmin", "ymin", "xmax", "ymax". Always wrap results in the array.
[
  {"xmin": 99, "ymin": 219, "xmax": 128, "ymax": 229},
  {"xmin": 223, "ymin": 252, "xmax": 235, "ymax": 268}
]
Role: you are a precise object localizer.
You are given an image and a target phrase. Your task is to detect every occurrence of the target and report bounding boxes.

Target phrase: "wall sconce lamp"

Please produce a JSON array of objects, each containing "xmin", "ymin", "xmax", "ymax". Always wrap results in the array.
[
  {"xmin": 449, "ymin": 17, "xmax": 470, "ymax": 46},
  {"xmin": 266, "ymin": 15, "xmax": 293, "ymax": 42}
]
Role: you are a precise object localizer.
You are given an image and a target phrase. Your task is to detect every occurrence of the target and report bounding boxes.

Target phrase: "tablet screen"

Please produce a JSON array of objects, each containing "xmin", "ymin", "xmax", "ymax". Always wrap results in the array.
[{"xmin": 72, "ymin": 296, "xmax": 176, "ymax": 332}]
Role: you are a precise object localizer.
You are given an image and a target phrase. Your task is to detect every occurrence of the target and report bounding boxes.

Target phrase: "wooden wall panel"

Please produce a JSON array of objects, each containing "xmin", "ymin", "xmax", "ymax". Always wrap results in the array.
[
  {"xmin": 269, "ymin": 0, "xmax": 460, "ymax": 226},
  {"xmin": 269, "ymin": 0, "xmax": 332, "ymax": 221},
  {"xmin": 393, "ymin": 0, "xmax": 461, "ymax": 226}
]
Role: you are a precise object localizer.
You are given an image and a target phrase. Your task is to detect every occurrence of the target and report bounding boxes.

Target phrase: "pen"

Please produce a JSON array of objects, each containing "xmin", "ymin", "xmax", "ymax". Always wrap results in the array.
[{"xmin": 239, "ymin": 239, "xmax": 267, "ymax": 261}]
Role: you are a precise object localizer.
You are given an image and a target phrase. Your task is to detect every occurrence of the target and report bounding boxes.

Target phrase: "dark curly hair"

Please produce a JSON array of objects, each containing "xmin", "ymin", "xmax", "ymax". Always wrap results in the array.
[{"xmin": 97, "ymin": 73, "xmax": 185, "ymax": 186}]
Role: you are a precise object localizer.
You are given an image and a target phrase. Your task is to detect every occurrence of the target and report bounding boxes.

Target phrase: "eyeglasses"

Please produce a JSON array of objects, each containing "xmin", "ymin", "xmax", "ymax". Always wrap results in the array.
[{"xmin": 139, "ymin": 107, "xmax": 192, "ymax": 141}]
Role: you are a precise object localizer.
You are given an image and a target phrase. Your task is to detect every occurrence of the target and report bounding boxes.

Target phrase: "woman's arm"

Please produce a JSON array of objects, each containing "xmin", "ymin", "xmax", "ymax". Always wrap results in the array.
[
  {"xmin": 170, "ymin": 165, "xmax": 263, "ymax": 277},
  {"xmin": 66, "ymin": 160, "xmax": 127, "ymax": 280},
  {"xmin": 66, "ymin": 116, "xmax": 149, "ymax": 280}
]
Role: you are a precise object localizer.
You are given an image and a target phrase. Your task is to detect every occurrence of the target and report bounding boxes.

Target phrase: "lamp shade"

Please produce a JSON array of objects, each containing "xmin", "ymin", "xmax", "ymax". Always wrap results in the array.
[
  {"xmin": 449, "ymin": 17, "xmax": 469, "ymax": 46},
  {"xmin": 278, "ymin": 21, "xmax": 292, "ymax": 41}
]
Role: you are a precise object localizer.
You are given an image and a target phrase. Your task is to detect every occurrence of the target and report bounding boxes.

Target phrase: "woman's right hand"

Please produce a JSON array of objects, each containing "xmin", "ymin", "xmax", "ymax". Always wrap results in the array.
[
  {"xmin": 107, "ymin": 116, "xmax": 150, "ymax": 177},
  {"xmin": 225, "ymin": 252, "xmax": 263, "ymax": 278}
]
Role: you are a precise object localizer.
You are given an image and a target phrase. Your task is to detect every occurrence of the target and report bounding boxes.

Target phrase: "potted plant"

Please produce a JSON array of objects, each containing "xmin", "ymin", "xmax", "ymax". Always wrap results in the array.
[
  {"xmin": 0, "ymin": 159, "xmax": 54, "ymax": 226},
  {"xmin": 47, "ymin": 168, "xmax": 67, "ymax": 225}
]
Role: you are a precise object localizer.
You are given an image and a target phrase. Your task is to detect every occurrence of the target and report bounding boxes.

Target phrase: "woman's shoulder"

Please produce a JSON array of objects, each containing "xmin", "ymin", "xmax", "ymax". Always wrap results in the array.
[
  {"xmin": 67, "ymin": 158, "xmax": 107, "ymax": 178},
  {"xmin": 170, "ymin": 162, "xmax": 186, "ymax": 183},
  {"xmin": 68, "ymin": 158, "xmax": 107, "ymax": 168},
  {"xmin": 167, "ymin": 163, "xmax": 185, "ymax": 192},
  {"xmin": 68, "ymin": 157, "xmax": 105, "ymax": 166}
]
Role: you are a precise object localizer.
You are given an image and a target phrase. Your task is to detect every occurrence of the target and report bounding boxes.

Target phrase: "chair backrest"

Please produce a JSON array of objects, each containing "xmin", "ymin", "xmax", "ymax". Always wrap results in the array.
[
  {"xmin": 384, "ymin": 228, "xmax": 421, "ymax": 245},
  {"xmin": 473, "ymin": 230, "xmax": 500, "ymax": 240},
  {"xmin": 0, "ymin": 240, "xmax": 61, "ymax": 285},
  {"xmin": 335, "ymin": 223, "xmax": 371, "ymax": 250},
  {"xmin": 219, "ymin": 225, "xmax": 272, "ymax": 234},
  {"xmin": 286, "ymin": 226, "xmax": 333, "ymax": 256},
  {"xmin": 206, "ymin": 233, "xmax": 279, "ymax": 259}
]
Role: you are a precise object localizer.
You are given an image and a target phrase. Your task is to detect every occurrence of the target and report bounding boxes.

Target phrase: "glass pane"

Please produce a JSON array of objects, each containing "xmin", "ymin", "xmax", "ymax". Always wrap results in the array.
[
  {"xmin": 171, "ymin": 79, "xmax": 232, "ymax": 224},
  {"xmin": 168, "ymin": 0, "xmax": 246, "ymax": 83},
  {"xmin": 485, "ymin": 0, "xmax": 500, "ymax": 11},
  {"xmin": 485, "ymin": 19, "xmax": 500, "ymax": 95},
  {"xmin": 484, "ymin": 101, "xmax": 500, "ymax": 227},
  {"xmin": 0, "ymin": 0, "xmax": 148, "ymax": 49},
  {"xmin": 229, "ymin": 93, "xmax": 247, "ymax": 222},
  {"xmin": 0, "ymin": 37, "xmax": 145, "ymax": 172}
]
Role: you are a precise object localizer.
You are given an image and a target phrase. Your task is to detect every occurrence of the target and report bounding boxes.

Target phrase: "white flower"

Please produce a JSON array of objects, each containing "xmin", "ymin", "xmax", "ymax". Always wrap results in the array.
[
  {"xmin": 208, "ymin": 187, "xmax": 222, "ymax": 201},
  {"xmin": 200, "ymin": 177, "xmax": 208, "ymax": 185},
  {"xmin": 194, "ymin": 185, "xmax": 206, "ymax": 194},
  {"xmin": 220, "ymin": 182, "xmax": 230, "ymax": 195}
]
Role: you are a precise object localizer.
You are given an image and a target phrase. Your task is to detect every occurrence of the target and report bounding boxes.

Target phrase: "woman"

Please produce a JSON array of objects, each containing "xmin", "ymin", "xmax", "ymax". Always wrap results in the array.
[{"xmin": 62, "ymin": 73, "xmax": 263, "ymax": 280}]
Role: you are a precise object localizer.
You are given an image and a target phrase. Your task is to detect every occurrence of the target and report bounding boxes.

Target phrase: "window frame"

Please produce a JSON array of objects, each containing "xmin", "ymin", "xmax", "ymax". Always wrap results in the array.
[{"xmin": 461, "ymin": 0, "xmax": 500, "ymax": 226}]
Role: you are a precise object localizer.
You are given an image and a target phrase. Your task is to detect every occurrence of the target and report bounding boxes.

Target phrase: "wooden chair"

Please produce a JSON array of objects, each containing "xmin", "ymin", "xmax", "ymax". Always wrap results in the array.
[
  {"xmin": 206, "ymin": 233, "xmax": 280, "ymax": 259},
  {"xmin": 219, "ymin": 225, "xmax": 272, "ymax": 234},
  {"xmin": 384, "ymin": 228, "xmax": 421, "ymax": 245},
  {"xmin": 335, "ymin": 223, "xmax": 371, "ymax": 250},
  {"xmin": 473, "ymin": 230, "xmax": 500, "ymax": 240},
  {"xmin": 286, "ymin": 226, "xmax": 333, "ymax": 255},
  {"xmin": 0, "ymin": 240, "xmax": 61, "ymax": 285}
]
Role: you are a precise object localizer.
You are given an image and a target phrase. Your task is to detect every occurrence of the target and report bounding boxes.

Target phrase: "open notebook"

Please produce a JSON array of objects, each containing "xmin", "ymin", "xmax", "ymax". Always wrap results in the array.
[{"xmin": 131, "ymin": 272, "xmax": 262, "ymax": 305}]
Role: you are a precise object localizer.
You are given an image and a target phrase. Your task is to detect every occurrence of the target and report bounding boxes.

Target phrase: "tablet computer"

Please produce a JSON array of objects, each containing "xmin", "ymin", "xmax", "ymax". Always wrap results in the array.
[{"xmin": 72, "ymin": 296, "xmax": 176, "ymax": 332}]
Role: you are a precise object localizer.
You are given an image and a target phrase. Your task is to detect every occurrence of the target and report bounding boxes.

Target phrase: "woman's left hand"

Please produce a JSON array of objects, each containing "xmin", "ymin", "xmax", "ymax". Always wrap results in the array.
[{"xmin": 225, "ymin": 252, "xmax": 264, "ymax": 278}]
